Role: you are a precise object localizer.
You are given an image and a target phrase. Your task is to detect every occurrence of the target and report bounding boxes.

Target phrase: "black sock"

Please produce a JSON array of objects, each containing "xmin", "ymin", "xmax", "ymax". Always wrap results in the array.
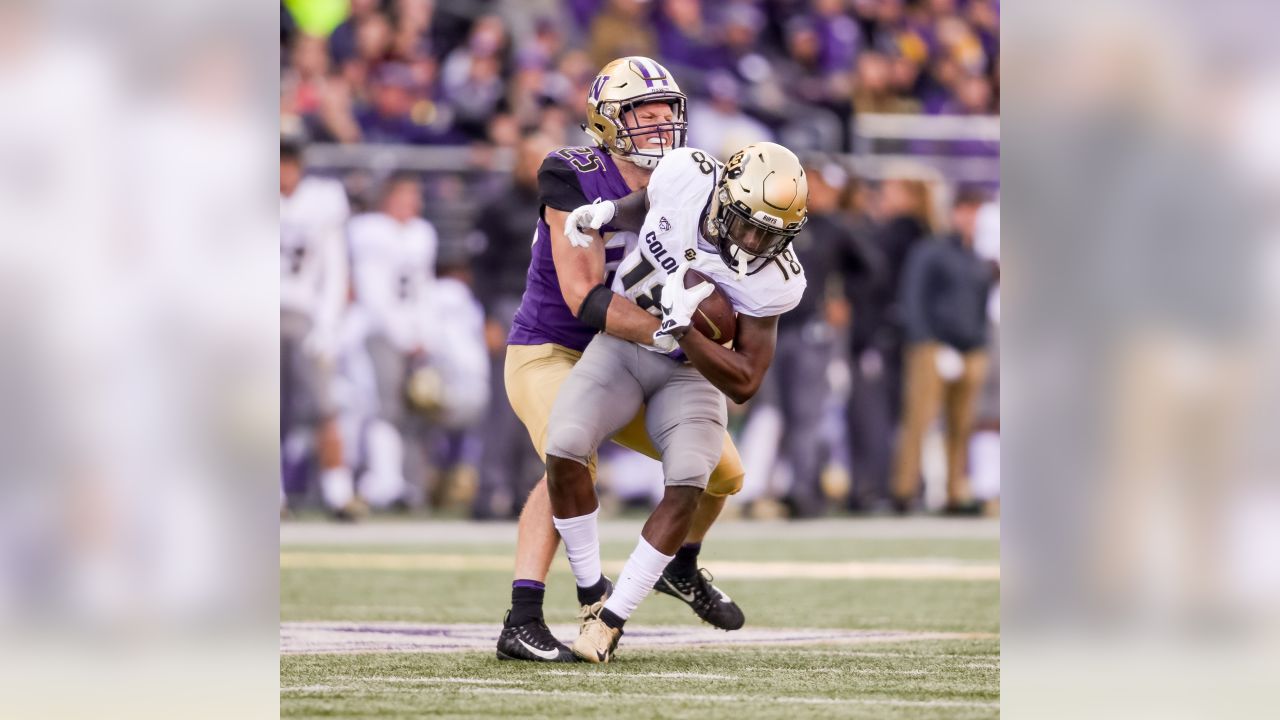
[
  {"xmin": 600, "ymin": 607, "xmax": 626, "ymax": 631},
  {"xmin": 576, "ymin": 575, "xmax": 610, "ymax": 606},
  {"xmin": 508, "ymin": 580, "xmax": 545, "ymax": 626},
  {"xmin": 667, "ymin": 542, "xmax": 701, "ymax": 577}
]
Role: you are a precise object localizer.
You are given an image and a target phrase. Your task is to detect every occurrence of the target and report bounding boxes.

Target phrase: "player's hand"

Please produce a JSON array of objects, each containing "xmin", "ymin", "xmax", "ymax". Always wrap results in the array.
[
  {"xmin": 651, "ymin": 332, "xmax": 679, "ymax": 353},
  {"xmin": 564, "ymin": 199, "xmax": 616, "ymax": 248},
  {"xmin": 654, "ymin": 263, "xmax": 714, "ymax": 341}
]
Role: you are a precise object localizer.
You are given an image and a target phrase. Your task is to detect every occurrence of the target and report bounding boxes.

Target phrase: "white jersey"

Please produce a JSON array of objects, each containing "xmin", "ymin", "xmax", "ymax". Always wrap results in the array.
[
  {"xmin": 280, "ymin": 176, "xmax": 350, "ymax": 340},
  {"xmin": 347, "ymin": 212, "xmax": 438, "ymax": 352},
  {"xmin": 419, "ymin": 277, "xmax": 490, "ymax": 427},
  {"xmin": 611, "ymin": 147, "xmax": 806, "ymax": 351}
]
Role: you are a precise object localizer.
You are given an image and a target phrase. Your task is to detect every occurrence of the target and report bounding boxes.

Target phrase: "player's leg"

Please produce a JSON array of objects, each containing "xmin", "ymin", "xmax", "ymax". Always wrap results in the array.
[
  {"xmin": 612, "ymin": 397, "xmax": 746, "ymax": 628},
  {"xmin": 655, "ymin": 369, "xmax": 747, "ymax": 631},
  {"xmin": 544, "ymin": 336, "xmax": 646, "ymax": 611},
  {"xmin": 575, "ymin": 367, "xmax": 727, "ymax": 662},
  {"xmin": 285, "ymin": 310, "xmax": 359, "ymax": 518},
  {"xmin": 498, "ymin": 343, "xmax": 593, "ymax": 662}
]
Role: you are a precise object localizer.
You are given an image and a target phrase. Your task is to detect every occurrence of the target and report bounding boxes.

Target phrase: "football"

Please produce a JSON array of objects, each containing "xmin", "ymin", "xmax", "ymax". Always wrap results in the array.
[{"xmin": 686, "ymin": 268, "xmax": 736, "ymax": 344}]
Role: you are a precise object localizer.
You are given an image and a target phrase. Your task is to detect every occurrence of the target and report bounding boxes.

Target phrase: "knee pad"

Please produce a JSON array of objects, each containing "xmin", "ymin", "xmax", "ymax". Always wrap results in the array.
[
  {"xmin": 705, "ymin": 435, "xmax": 745, "ymax": 497},
  {"xmin": 664, "ymin": 456, "xmax": 716, "ymax": 491},
  {"xmin": 705, "ymin": 469, "xmax": 745, "ymax": 498},
  {"xmin": 544, "ymin": 422, "xmax": 596, "ymax": 467}
]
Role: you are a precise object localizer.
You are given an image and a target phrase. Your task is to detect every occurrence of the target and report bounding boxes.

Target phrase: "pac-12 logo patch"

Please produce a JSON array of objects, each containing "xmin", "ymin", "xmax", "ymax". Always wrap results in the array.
[
  {"xmin": 658, "ymin": 217, "xmax": 671, "ymax": 232},
  {"xmin": 684, "ymin": 249, "xmax": 696, "ymax": 261}
]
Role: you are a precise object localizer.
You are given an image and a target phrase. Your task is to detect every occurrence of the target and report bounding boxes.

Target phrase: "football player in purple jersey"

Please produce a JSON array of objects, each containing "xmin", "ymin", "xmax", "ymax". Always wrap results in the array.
[{"xmin": 496, "ymin": 57, "xmax": 748, "ymax": 663}]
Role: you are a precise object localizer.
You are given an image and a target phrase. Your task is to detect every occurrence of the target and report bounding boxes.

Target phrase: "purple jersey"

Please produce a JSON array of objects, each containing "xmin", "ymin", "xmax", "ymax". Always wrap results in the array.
[{"xmin": 508, "ymin": 146, "xmax": 638, "ymax": 351}]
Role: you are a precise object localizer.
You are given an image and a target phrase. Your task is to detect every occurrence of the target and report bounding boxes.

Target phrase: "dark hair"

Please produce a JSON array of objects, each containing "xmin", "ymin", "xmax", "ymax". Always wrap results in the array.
[
  {"xmin": 953, "ymin": 186, "xmax": 989, "ymax": 209},
  {"xmin": 281, "ymin": 139, "xmax": 303, "ymax": 163},
  {"xmin": 379, "ymin": 171, "xmax": 422, "ymax": 204},
  {"xmin": 385, "ymin": 171, "xmax": 421, "ymax": 189}
]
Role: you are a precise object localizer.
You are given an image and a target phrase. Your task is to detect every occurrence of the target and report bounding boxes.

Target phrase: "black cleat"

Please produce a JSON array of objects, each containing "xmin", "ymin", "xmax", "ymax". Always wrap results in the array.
[
  {"xmin": 496, "ymin": 611, "xmax": 576, "ymax": 662},
  {"xmin": 654, "ymin": 568, "xmax": 745, "ymax": 631}
]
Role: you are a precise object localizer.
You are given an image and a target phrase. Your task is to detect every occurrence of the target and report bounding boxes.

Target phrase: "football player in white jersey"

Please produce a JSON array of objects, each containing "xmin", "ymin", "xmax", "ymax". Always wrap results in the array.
[
  {"xmin": 279, "ymin": 141, "xmax": 359, "ymax": 518},
  {"xmin": 344, "ymin": 173, "xmax": 439, "ymax": 510},
  {"xmin": 546, "ymin": 142, "xmax": 809, "ymax": 662}
]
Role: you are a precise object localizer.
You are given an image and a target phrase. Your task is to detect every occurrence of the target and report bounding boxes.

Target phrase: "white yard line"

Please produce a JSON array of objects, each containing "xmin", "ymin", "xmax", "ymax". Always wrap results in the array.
[
  {"xmin": 281, "ymin": 684, "xmax": 998, "ymax": 709},
  {"xmin": 785, "ymin": 649, "xmax": 1001, "ymax": 659},
  {"xmin": 331, "ymin": 675, "xmax": 521, "ymax": 686},
  {"xmin": 280, "ymin": 552, "xmax": 998, "ymax": 580},
  {"xmin": 537, "ymin": 670, "xmax": 738, "ymax": 681},
  {"xmin": 461, "ymin": 686, "xmax": 999, "ymax": 709}
]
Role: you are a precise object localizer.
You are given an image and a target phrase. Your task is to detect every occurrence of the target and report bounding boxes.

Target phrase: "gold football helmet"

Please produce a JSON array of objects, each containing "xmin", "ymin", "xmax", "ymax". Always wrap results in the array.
[
  {"xmin": 584, "ymin": 56, "xmax": 687, "ymax": 169},
  {"xmin": 708, "ymin": 142, "xmax": 809, "ymax": 271}
]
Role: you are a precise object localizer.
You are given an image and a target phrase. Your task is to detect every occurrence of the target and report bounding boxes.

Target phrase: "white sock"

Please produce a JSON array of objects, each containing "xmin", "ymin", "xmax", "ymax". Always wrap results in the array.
[
  {"xmin": 358, "ymin": 421, "xmax": 406, "ymax": 508},
  {"xmin": 552, "ymin": 508, "xmax": 602, "ymax": 589},
  {"xmin": 603, "ymin": 538, "xmax": 675, "ymax": 622},
  {"xmin": 319, "ymin": 467, "xmax": 355, "ymax": 510}
]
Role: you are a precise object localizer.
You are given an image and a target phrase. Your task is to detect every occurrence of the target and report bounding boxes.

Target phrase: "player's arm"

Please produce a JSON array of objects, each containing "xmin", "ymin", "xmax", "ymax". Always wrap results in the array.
[
  {"xmin": 547, "ymin": 206, "xmax": 663, "ymax": 346},
  {"xmin": 675, "ymin": 313, "xmax": 778, "ymax": 404},
  {"xmin": 606, "ymin": 188, "xmax": 649, "ymax": 233},
  {"xmin": 563, "ymin": 187, "xmax": 649, "ymax": 244}
]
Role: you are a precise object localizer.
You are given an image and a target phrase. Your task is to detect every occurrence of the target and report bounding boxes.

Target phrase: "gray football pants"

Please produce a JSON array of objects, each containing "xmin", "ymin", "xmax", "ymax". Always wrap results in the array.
[{"xmin": 545, "ymin": 334, "xmax": 728, "ymax": 490}]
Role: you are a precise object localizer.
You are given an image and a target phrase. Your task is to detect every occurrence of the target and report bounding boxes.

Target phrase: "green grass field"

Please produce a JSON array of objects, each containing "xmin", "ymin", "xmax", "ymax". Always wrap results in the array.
[{"xmin": 281, "ymin": 518, "xmax": 999, "ymax": 719}]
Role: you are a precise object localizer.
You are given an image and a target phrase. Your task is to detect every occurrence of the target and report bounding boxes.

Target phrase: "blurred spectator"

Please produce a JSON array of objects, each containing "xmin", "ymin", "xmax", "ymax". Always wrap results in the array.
[
  {"xmin": 328, "ymin": 0, "xmax": 384, "ymax": 66},
  {"xmin": 281, "ymin": 0, "xmax": 1001, "ymax": 151},
  {"xmin": 892, "ymin": 187, "xmax": 997, "ymax": 514},
  {"xmin": 441, "ymin": 14, "xmax": 512, "ymax": 139},
  {"xmin": 778, "ymin": 18, "xmax": 836, "ymax": 107},
  {"xmin": 809, "ymin": 0, "xmax": 862, "ymax": 74},
  {"xmin": 470, "ymin": 132, "xmax": 558, "ymax": 518},
  {"xmin": 283, "ymin": 34, "xmax": 333, "ymax": 119},
  {"xmin": 759, "ymin": 159, "xmax": 873, "ymax": 518},
  {"xmin": 587, "ymin": 0, "xmax": 658, "ymax": 69},
  {"xmin": 687, "ymin": 72, "xmax": 774, "ymax": 160},
  {"xmin": 853, "ymin": 51, "xmax": 920, "ymax": 114},
  {"xmin": 717, "ymin": 3, "xmax": 789, "ymax": 119},
  {"xmin": 845, "ymin": 177, "xmax": 936, "ymax": 511},
  {"xmin": 347, "ymin": 62, "xmax": 465, "ymax": 144},
  {"xmin": 654, "ymin": 0, "xmax": 726, "ymax": 84}
]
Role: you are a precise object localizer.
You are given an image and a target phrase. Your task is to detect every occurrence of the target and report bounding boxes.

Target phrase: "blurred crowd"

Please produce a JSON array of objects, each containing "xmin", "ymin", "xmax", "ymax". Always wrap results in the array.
[
  {"xmin": 279, "ymin": 0, "xmax": 1001, "ymax": 521},
  {"xmin": 281, "ymin": 0, "xmax": 999, "ymax": 156}
]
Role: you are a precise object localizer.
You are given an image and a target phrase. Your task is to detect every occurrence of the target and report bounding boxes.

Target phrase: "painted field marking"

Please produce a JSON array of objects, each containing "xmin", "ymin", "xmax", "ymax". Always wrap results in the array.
[
  {"xmin": 280, "ymin": 552, "xmax": 999, "ymax": 580},
  {"xmin": 462, "ymin": 686, "xmax": 999, "ymax": 710},
  {"xmin": 784, "ymin": 649, "xmax": 1000, "ymax": 659},
  {"xmin": 537, "ymin": 670, "xmax": 738, "ymax": 681},
  {"xmin": 281, "ymin": 621, "xmax": 996, "ymax": 655},
  {"xmin": 280, "ymin": 685, "xmax": 998, "ymax": 710},
  {"xmin": 331, "ymin": 675, "xmax": 521, "ymax": 686}
]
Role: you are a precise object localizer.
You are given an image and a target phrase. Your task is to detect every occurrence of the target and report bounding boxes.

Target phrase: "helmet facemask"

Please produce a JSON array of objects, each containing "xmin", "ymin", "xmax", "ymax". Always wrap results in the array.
[
  {"xmin": 607, "ymin": 96, "xmax": 687, "ymax": 169},
  {"xmin": 711, "ymin": 188, "xmax": 806, "ymax": 278}
]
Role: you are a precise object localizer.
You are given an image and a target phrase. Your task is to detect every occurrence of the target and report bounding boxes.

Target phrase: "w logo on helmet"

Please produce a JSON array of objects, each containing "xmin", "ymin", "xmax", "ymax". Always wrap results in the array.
[
  {"xmin": 629, "ymin": 57, "xmax": 670, "ymax": 89},
  {"xmin": 590, "ymin": 74, "xmax": 610, "ymax": 101}
]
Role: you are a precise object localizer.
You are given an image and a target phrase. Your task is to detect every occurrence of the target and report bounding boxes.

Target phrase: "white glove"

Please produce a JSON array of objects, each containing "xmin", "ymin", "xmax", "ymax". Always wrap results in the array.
[
  {"xmin": 564, "ymin": 199, "xmax": 616, "ymax": 248},
  {"xmin": 654, "ymin": 263, "xmax": 715, "ymax": 341},
  {"xmin": 651, "ymin": 332, "xmax": 679, "ymax": 353}
]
